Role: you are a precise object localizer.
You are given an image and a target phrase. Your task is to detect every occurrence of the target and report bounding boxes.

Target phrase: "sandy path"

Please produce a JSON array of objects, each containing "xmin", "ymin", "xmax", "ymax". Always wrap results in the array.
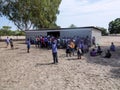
[{"xmin": 0, "ymin": 36, "xmax": 120, "ymax": 90}]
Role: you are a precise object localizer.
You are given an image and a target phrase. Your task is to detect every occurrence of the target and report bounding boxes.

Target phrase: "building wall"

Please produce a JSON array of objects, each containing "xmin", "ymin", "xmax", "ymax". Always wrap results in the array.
[
  {"xmin": 25, "ymin": 31, "xmax": 47, "ymax": 39},
  {"xmin": 91, "ymin": 28, "xmax": 102, "ymax": 45},
  {"xmin": 25, "ymin": 28, "xmax": 92, "ymax": 39},
  {"xmin": 60, "ymin": 28, "xmax": 91, "ymax": 38},
  {"xmin": 25, "ymin": 28, "xmax": 101, "ymax": 46}
]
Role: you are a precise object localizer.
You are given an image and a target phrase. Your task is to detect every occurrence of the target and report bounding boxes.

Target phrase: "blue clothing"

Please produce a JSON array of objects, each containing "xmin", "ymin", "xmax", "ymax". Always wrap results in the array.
[
  {"xmin": 52, "ymin": 43, "xmax": 58, "ymax": 64},
  {"xmin": 26, "ymin": 40, "xmax": 31, "ymax": 48},
  {"xmin": 52, "ymin": 43, "xmax": 57, "ymax": 53},
  {"xmin": 110, "ymin": 45, "xmax": 115, "ymax": 51}
]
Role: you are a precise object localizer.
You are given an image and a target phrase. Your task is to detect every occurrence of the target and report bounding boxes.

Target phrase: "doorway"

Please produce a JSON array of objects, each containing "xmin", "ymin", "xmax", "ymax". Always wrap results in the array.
[{"xmin": 47, "ymin": 31, "xmax": 60, "ymax": 38}]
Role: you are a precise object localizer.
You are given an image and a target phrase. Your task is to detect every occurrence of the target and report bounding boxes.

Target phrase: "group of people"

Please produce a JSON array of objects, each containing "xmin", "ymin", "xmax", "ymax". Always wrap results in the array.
[
  {"xmin": 90, "ymin": 42, "xmax": 116, "ymax": 58},
  {"xmin": 27, "ymin": 35, "xmax": 116, "ymax": 64},
  {"xmin": 5, "ymin": 35, "xmax": 116, "ymax": 64},
  {"xmin": 26, "ymin": 38, "xmax": 58, "ymax": 64},
  {"xmin": 5, "ymin": 37, "xmax": 14, "ymax": 49},
  {"xmin": 26, "ymin": 35, "xmax": 92, "ymax": 64}
]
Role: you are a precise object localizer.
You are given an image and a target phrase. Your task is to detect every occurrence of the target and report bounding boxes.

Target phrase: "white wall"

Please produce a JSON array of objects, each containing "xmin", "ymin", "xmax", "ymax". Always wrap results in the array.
[{"xmin": 92, "ymin": 28, "xmax": 102, "ymax": 45}]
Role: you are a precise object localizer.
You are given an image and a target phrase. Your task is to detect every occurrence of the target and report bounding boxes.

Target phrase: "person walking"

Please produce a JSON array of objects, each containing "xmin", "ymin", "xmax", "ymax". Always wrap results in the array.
[{"xmin": 52, "ymin": 41, "xmax": 58, "ymax": 64}]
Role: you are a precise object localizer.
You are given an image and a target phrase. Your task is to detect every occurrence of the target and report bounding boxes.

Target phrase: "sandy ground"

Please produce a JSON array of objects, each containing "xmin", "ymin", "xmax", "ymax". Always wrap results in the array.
[{"xmin": 0, "ymin": 36, "xmax": 120, "ymax": 90}]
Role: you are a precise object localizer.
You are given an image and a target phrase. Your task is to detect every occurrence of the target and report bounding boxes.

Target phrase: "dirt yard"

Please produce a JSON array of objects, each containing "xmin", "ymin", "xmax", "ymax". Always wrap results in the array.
[{"xmin": 0, "ymin": 36, "xmax": 120, "ymax": 90}]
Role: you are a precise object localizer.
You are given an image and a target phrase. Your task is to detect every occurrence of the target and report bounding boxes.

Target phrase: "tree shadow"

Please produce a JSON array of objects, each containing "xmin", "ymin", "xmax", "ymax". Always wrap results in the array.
[
  {"xmin": 67, "ymin": 57, "xmax": 80, "ymax": 61},
  {"xmin": 86, "ymin": 46, "xmax": 120, "ymax": 67},
  {"xmin": 85, "ymin": 46, "xmax": 120, "ymax": 78},
  {"xmin": 18, "ymin": 51, "xmax": 28, "ymax": 54},
  {"xmin": 110, "ymin": 68, "xmax": 120, "ymax": 78},
  {"xmin": 35, "ymin": 62, "xmax": 55, "ymax": 67},
  {"xmin": 59, "ymin": 54, "xmax": 66, "ymax": 58}
]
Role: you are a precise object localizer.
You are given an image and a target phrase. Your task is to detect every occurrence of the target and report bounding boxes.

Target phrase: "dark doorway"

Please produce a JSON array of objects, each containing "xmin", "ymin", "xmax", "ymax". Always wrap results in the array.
[{"xmin": 47, "ymin": 31, "xmax": 60, "ymax": 38}]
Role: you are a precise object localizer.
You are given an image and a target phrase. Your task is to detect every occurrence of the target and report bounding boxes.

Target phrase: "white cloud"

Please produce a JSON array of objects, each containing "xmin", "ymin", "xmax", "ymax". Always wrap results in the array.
[{"xmin": 57, "ymin": 0, "xmax": 120, "ymax": 28}]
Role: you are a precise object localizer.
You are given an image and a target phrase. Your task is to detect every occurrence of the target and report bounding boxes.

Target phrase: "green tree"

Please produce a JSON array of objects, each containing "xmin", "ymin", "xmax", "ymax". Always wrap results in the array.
[
  {"xmin": 108, "ymin": 18, "xmax": 120, "ymax": 34},
  {"xmin": 69, "ymin": 24, "xmax": 77, "ymax": 28},
  {"xmin": 0, "ymin": 0, "xmax": 61, "ymax": 30},
  {"xmin": 14, "ymin": 30, "xmax": 25, "ymax": 36},
  {"xmin": 97, "ymin": 27, "xmax": 108, "ymax": 36},
  {"xmin": 0, "ymin": 26, "xmax": 12, "ymax": 36}
]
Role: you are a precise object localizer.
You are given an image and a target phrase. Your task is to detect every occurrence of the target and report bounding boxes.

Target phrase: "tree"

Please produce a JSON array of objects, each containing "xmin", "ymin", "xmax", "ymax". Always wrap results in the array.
[
  {"xmin": 0, "ymin": 0, "xmax": 61, "ymax": 30},
  {"xmin": 69, "ymin": 24, "xmax": 77, "ymax": 28},
  {"xmin": 108, "ymin": 18, "xmax": 120, "ymax": 34},
  {"xmin": 97, "ymin": 27, "xmax": 108, "ymax": 36},
  {"xmin": 0, "ymin": 26, "xmax": 12, "ymax": 36},
  {"xmin": 0, "ymin": 26, "xmax": 25, "ymax": 36}
]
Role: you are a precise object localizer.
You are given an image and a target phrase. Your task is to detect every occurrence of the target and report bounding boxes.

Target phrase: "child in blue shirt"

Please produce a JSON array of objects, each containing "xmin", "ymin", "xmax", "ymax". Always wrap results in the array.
[
  {"xmin": 110, "ymin": 42, "xmax": 115, "ymax": 51},
  {"xmin": 52, "ymin": 41, "xmax": 58, "ymax": 64}
]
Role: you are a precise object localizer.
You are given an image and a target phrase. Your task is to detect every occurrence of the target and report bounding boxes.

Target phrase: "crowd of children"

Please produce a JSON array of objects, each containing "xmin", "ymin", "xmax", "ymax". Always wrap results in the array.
[
  {"xmin": 5, "ymin": 36, "xmax": 116, "ymax": 64},
  {"xmin": 27, "ymin": 35, "xmax": 117, "ymax": 61},
  {"xmin": 90, "ymin": 42, "xmax": 116, "ymax": 58},
  {"xmin": 28, "ymin": 35, "xmax": 92, "ymax": 59}
]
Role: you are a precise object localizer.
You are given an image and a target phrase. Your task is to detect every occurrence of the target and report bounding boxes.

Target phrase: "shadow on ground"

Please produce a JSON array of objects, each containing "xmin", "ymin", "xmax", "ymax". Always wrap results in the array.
[
  {"xmin": 85, "ymin": 46, "xmax": 120, "ymax": 78},
  {"xmin": 35, "ymin": 62, "xmax": 55, "ymax": 67},
  {"xmin": 110, "ymin": 68, "xmax": 120, "ymax": 78}
]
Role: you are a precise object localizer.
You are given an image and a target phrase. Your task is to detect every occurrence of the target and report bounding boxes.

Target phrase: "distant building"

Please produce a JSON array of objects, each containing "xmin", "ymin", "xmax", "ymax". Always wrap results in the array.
[{"xmin": 25, "ymin": 26, "xmax": 102, "ymax": 45}]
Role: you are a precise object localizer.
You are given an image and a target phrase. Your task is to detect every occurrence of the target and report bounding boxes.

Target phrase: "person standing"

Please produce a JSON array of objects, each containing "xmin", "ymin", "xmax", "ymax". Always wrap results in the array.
[
  {"xmin": 69, "ymin": 40, "xmax": 75, "ymax": 56},
  {"xmin": 6, "ymin": 37, "xmax": 10, "ymax": 48},
  {"xmin": 26, "ymin": 39, "xmax": 31, "ymax": 53},
  {"xmin": 9, "ymin": 38, "xmax": 14, "ymax": 49},
  {"xmin": 77, "ymin": 47, "xmax": 82, "ymax": 59},
  {"xmin": 92, "ymin": 36, "xmax": 96, "ymax": 47},
  {"xmin": 52, "ymin": 41, "xmax": 58, "ymax": 64}
]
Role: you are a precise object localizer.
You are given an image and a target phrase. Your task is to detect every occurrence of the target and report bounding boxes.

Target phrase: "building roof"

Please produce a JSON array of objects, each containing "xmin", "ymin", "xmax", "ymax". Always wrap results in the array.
[{"xmin": 25, "ymin": 26, "xmax": 102, "ymax": 32}]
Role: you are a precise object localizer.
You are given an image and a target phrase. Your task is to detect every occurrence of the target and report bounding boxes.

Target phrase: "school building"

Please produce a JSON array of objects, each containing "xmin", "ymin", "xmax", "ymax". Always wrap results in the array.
[{"xmin": 25, "ymin": 26, "xmax": 102, "ymax": 45}]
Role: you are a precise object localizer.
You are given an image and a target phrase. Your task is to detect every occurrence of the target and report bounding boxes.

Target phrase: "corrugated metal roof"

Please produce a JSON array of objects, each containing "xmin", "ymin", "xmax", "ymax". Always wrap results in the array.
[{"xmin": 25, "ymin": 26, "xmax": 102, "ymax": 32}]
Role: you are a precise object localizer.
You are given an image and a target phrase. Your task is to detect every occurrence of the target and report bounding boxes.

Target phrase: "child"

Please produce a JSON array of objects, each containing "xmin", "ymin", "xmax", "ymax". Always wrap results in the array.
[
  {"xmin": 110, "ymin": 42, "xmax": 115, "ymax": 51},
  {"xmin": 77, "ymin": 47, "xmax": 82, "ymax": 59},
  {"xmin": 52, "ymin": 41, "xmax": 58, "ymax": 64},
  {"xmin": 104, "ymin": 50, "xmax": 111, "ymax": 58},
  {"xmin": 97, "ymin": 45, "xmax": 102, "ymax": 55},
  {"xmin": 9, "ymin": 38, "xmax": 14, "ymax": 49},
  {"xmin": 90, "ymin": 48, "xmax": 97, "ymax": 56},
  {"xmin": 66, "ymin": 42, "xmax": 71, "ymax": 57},
  {"xmin": 26, "ymin": 39, "xmax": 31, "ymax": 53},
  {"xmin": 6, "ymin": 37, "xmax": 10, "ymax": 48}
]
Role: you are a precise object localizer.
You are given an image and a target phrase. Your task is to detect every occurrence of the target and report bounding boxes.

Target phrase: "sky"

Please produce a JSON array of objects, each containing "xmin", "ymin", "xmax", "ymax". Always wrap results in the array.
[{"xmin": 0, "ymin": 0, "xmax": 120, "ymax": 30}]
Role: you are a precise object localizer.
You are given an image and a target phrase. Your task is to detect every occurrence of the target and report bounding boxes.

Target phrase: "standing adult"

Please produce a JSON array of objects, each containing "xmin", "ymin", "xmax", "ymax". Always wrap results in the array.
[{"xmin": 52, "ymin": 41, "xmax": 58, "ymax": 64}]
